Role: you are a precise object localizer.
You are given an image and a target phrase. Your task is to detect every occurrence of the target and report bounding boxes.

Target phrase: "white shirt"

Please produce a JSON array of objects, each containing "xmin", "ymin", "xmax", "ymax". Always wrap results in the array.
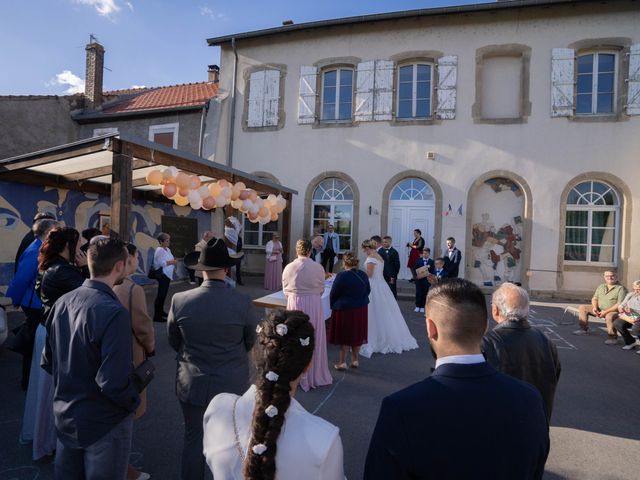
[
  {"xmin": 435, "ymin": 354, "xmax": 485, "ymax": 369},
  {"xmin": 203, "ymin": 385, "xmax": 345, "ymax": 480},
  {"xmin": 153, "ymin": 246, "xmax": 174, "ymax": 279}
]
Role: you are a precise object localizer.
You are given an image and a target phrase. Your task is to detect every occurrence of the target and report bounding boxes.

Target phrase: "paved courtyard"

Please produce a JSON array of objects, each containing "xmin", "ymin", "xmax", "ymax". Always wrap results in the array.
[{"xmin": 1, "ymin": 278, "xmax": 639, "ymax": 479}]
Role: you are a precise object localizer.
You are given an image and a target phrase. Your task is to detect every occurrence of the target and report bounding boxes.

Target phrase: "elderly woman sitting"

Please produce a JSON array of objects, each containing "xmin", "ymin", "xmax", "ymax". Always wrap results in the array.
[{"xmin": 613, "ymin": 280, "xmax": 640, "ymax": 351}]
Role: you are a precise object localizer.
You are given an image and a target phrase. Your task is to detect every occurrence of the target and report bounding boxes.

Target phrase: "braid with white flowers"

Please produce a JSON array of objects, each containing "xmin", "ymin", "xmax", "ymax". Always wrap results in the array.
[{"xmin": 244, "ymin": 309, "xmax": 315, "ymax": 480}]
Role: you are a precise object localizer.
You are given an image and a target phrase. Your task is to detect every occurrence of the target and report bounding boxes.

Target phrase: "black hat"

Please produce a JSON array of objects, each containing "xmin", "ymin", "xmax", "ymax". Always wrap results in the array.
[{"xmin": 184, "ymin": 237, "xmax": 241, "ymax": 271}]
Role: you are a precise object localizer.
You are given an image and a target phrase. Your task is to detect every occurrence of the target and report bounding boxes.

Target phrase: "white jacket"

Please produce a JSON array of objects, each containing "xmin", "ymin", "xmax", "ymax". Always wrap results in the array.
[{"xmin": 203, "ymin": 385, "xmax": 345, "ymax": 480}]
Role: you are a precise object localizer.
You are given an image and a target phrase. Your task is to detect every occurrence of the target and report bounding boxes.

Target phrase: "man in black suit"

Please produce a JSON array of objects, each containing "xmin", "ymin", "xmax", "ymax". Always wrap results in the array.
[
  {"xmin": 443, "ymin": 236, "xmax": 462, "ymax": 278},
  {"xmin": 364, "ymin": 279, "xmax": 549, "ymax": 480},
  {"xmin": 381, "ymin": 236, "xmax": 400, "ymax": 299}
]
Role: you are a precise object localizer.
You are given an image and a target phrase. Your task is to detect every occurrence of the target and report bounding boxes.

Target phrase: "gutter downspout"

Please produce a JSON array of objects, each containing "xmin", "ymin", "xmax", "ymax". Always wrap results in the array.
[
  {"xmin": 227, "ymin": 37, "xmax": 238, "ymax": 167},
  {"xmin": 198, "ymin": 100, "xmax": 210, "ymax": 157}
]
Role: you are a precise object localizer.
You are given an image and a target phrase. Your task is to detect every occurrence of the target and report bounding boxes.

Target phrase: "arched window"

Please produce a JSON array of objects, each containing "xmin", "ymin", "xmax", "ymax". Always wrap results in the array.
[
  {"xmin": 312, "ymin": 178, "xmax": 354, "ymax": 251},
  {"xmin": 390, "ymin": 178, "xmax": 435, "ymax": 201},
  {"xmin": 564, "ymin": 180, "xmax": 620, "ymax": 264}
]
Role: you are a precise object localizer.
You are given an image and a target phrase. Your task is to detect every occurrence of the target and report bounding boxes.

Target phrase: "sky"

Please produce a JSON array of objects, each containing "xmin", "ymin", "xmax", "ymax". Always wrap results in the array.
[{"xmin": 0, "ymin": 0, "xmax": 481, "ymax": 95}]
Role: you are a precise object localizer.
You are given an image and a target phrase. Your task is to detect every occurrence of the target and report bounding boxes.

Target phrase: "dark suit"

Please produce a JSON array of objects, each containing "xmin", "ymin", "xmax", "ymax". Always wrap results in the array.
[
  {"xmin": 381, "ymin": 247, "xmax": 400, "ymax": 298},
  {"xmin": 413, "ymin": 257, "xmax": 434, "ymax": 308},
  {"xmin": 168, "ymin": 279, "xmax": 259, "ymax": 480},
  {"xmin": 443, "ymin": 247, "xmax": 462, "ymax": 278},
  {"xmin": 364, "ymin": 362, "xmax": 549, "ymax": 480}
]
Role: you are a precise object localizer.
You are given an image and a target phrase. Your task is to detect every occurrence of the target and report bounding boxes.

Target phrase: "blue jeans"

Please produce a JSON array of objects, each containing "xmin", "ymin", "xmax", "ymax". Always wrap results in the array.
[{"xmin": 55, "ymin": 415, "xmax": 133, "ymax": 480}]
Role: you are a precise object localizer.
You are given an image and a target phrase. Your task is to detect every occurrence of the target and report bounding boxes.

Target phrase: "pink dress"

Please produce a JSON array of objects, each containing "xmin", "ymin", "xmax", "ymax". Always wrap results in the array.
[
  {"xmin": 264, "ymin": 240, "xmax": 283, "ymax": 290},
  {"xmin": 282, "ymin": 257, "xmax": 333, "ymax": 391}
]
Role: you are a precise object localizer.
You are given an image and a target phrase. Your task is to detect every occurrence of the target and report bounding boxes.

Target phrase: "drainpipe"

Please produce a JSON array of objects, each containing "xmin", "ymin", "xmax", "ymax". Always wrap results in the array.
[
  {"xmin": 227, "ymin": 37, "xmax": 238, "ymax": 168},
  {"xmin": 198, "ymin": 100, "xmax": 210, "ymax": 157}
]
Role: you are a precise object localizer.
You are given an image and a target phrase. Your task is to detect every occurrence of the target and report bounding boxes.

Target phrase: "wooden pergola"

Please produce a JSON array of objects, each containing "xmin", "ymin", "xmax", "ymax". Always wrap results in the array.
[{"xmin": 0, "ymin": 133, "xmax": 297, "ymax": 245}]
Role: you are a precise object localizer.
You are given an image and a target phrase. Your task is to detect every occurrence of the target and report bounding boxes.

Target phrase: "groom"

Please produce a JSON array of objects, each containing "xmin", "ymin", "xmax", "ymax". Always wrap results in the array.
[{"xmin": 381, "ymin": 236, "xmax": 400, "ymax": 299}]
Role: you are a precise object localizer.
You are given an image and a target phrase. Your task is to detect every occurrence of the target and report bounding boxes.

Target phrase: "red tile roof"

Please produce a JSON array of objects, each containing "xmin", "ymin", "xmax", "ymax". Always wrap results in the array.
[{"xmin": 101, "ymin": 82, "xmax": 218, "ymax": 114}]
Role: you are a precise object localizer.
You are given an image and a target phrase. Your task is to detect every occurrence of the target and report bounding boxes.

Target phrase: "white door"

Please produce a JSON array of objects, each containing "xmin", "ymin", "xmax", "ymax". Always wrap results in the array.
[{"xmin": 387, "ymin": 179, "xmax": 437, "ymax": 279}]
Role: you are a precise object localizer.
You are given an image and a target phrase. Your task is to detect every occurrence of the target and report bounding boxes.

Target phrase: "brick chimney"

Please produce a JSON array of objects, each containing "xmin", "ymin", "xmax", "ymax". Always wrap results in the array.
[
  {"xmin": 85, "ymin": 41, "xmax": 105, "ymax": 109},
  {"xmin": 208, "ymin": 64, "xmax": 220, "ymax": 83}
]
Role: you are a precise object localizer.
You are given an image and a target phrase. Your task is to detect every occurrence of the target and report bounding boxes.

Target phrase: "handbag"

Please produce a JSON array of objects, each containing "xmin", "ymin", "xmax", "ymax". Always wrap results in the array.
[
  {"xmin": 147, "ymin": 266, "xmax": 162, "ymax": 280},
  {"xmin": 127, "ymin": 282, "xmax": 155, "ymax": 392},
  {"xmin": 267, "ymin": 254, "xmax": 277, "ymax": 263}
]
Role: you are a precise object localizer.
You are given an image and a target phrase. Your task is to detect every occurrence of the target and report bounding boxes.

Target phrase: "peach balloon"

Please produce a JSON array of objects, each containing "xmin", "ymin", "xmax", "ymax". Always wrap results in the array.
[
  {"xmin": 239, "ymin": 190, "xmax": 250, "ymax": 200},
  {"xmin": 218, "ymin": 179, "xmax": 230, "ymax": 188},
  {"xmin": 249, "ymin": 190, "xmax": 258, "ymax": 202},
  {"xmin": 189, "ymin": 176, "xmax": 201, "ymax": 190},
  {"xmin": 234, "ymin": 181, "xmax": 246, "ymax": 191},
  {"xmin": 175, "ymin": 172, "xmax": 190, "ymax": 190},
  {"xmin": 221, "ymin": 187, "xmax": 232, "ymax": 198},
  {"xmin": 231, "ymin": 199, "xmax": 243, "ymax": 209},
  {"xmin": 198, "ymin": 186, "xmax": 210, "ymax": 199},
  {"xmin": 162, "ymin": 183, "xmax": 177, "ymax": 198},
  {"xmin": 174, "ymin": 195, "xmax": 189, "ymax": 206},
  {"xmin": 258, "ymin": 207, "xmax": 269, "ymax": 217},
  {"xmin": 146, "ymin": 169, "xmax": 163, "ymax": 185},
  {"xmin": 270, "ymin": 212, "xmax": 279, "ymax": 221},
  {"xmin": 208, "ymin": 183, "xmax": 222, "ymax": 197},
  {"xmin": 202, "ymin": 196, "xmax": 216, "ymax": 210}
]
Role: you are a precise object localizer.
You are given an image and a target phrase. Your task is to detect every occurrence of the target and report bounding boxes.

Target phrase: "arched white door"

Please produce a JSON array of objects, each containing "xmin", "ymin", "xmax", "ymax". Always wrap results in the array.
[{"xmin": 387, "ymin": 178, "xmax": 435, "ymax": 280}]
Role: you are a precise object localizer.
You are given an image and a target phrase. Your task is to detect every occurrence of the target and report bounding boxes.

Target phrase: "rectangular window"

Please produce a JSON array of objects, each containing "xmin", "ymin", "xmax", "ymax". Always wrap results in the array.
[
  {"xmin": 149, "ymin": 123, "xmax": 179, "ymax": 149},
  {"xmin": 397, "ymin": 64, "xmax": 432, "ymax": 119},
  {"xmin": 311, "ymin": 204, "xmax": 352, "ymax": 251},
  {"xmin": 576, "ymin": 52, "xmax": 616, "ymax": 115},
  {"xmin": 564, "ymin": 210, "xmax": 617, "ymax": 263},
  {"xmin": 243, "ymin": 216, "xmax": 279, "ymax": 248},
  {"xmin": 321, "ymin": 69, "xmax": 353, "ymax": 121}
]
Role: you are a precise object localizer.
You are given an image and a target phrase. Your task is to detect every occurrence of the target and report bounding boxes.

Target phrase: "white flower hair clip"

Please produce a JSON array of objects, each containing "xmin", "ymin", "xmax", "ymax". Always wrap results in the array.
[
  {"xmin": 256, "ymin": 325, "xmax": 263, "ymax": 334},
  {"xmin": 265, "ymin": 371, "xmax": 279, "ymax": 382},
  {"xmin": 265, "ymin": 405, "xmax": 278, "ymax": 418},
  {"xmin": 275, "ymin": 324, "xmax": 288, "ymax": 336},
  {"xmin": 252, "ymin": 444, "xmax": 267, "ymax": 455},
  {"xmin": 299, "ymin": 337, "xmax": 310, "ymax": 346}
]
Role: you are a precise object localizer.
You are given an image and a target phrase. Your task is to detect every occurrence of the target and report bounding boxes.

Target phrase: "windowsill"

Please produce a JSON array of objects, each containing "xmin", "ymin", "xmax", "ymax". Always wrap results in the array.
[
  {"xmin": 314, "ymin": 120, "xmax": 356, "ymax": 129},
  {"xmin": 563, "ymin": 262, "xmax": 617, "ymax": 272},
  {"xmin": 570, "ymin": 114, "xmax": 626, "ymax": 123},
  {"xmin": 473, "ymin": 117, "xmax": 527, "ymax": 125},
  {"xmin": 390, "ymin": 117, "xmax": 438, "ymax": 126}
]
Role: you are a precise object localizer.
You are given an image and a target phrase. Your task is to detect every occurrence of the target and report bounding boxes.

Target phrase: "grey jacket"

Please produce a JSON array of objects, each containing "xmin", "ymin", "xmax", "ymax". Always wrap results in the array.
[{"xmin": 167, "ymin": 279, "xmax": 259, "ymax": 406}]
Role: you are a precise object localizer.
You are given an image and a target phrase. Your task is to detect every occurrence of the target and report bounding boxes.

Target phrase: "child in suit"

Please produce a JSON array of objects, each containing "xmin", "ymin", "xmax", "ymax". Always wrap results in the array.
[{"xmin": 414, "ymin": 248, "xmax": 435, "ymax": 313}]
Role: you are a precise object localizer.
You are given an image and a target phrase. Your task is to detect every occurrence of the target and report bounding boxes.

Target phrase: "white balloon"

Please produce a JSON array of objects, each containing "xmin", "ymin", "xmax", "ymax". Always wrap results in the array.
[
  {"xmin": 190, "ymin": 197, "xmax": 203, "ymax": 210},
  {"xmin": 198, "ymin": 186, "xmax": 209, "ymax": 199},
  {"xmin": 187, "ymin": 191, "xmax": 200, "ymax": 203},
  {"xmin": 215, "ymin": 195, "xmax": 226, "ymax": 207},
  {"xmin": 242, "ymin": 199, "xmax": 253, "ymax": 211},
  {"xmin": 267, "ymin": 194, "xmax": 277, "ymax": 203},
  {"xmin": 231, "ymin": 199, "xmax": 243, "ymax": 209},
  {"xmin": 168, "ymin": 166, "xmax": 179, "ymax": 177}
]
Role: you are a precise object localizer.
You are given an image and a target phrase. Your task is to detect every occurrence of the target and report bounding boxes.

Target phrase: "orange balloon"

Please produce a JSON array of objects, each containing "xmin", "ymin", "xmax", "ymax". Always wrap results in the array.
[
  {"xmin": 162, "ymin": 183, "xmax": 177, "ymax": 198},
  {"xmin": 178, "ymin": 188, "xmax": 190, "ymax": 197},
  {"xmin": 218, "ymin": 179, "xmax": 230, "ymax": 188},
  {"xmin": 270, "ymin": 212, "xmax": 279, "ymax": 221},
  {"xmin": 202, "ymin": 196, "xmax": 216, "ymax": 210},
  {"xmin": 174, "ymin": 195, "xmax": 189, "ymax": 206},
  {"xmin": 146, "ymin": 169, "xmax": 163, "ymax": 185},
  {"xmin": 258, "ymin": 207, "xmax": 269, "ymax": 217}
]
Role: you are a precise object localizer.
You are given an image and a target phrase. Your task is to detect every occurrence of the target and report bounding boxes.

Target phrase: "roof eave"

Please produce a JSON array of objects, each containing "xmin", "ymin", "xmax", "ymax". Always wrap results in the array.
[{"xmin": 72, "ymin": 104, "xmax": 207, "ymax": 123}]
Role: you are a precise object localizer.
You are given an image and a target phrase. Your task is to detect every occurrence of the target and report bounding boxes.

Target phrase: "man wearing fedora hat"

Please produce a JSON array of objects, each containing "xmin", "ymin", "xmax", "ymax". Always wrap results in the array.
[{"xmin": 167, "ymin": 237, "xmax": 259, "ymax": 480}]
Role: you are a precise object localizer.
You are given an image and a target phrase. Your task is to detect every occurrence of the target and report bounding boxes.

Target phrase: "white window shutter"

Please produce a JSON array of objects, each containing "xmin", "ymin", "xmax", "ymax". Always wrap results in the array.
[
  {"xmin": 436, "ymin": 55, "xmax": 457, "ymax": 119},
  {"xmin": 298, "ymin": 66, "xmax": 317, "ymax": 124},
  {"xmin": 248, "ymin": 71, "xmax": 266, "ymax": 127},
  {"xmin": 355, "ymin": 60, "xmax": 375, "ymax": 122},
  {"xmin": 374, "ymin": 60, "xmax": 394, "ymax": 121},
  {"xmin": 627, "ymin": 43, "xmax": 640, "ymax": 115},
  {"xmin": 263, "ymin": 70, "xmax": 280, "ymax": 126},
  {"xmin": 551, "ymin": 48, "xmax": 575, "ymax": 117}
]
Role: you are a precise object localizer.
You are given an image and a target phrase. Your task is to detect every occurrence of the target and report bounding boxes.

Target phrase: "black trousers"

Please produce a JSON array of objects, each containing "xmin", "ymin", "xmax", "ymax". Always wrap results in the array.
[
  {"xmin": 235, "ymin": 258, "xmax": 242, "ymax": 284},
  {"xmin": 613, "ymin": 317, "xmax": 640, "ymax": 345},
  {"xmin": 385, "ymin": 279, "xmax": 398, "ymax": 299},
  {"xmin": 179, "ymin": 401, "xmax": 208, "ymax": 480},
  {"xmin": 20, "ymin": 306, "xmax": 43, "ymax": 390},
  {"xmin": 415, "ymin": 280, "xmax": 429, "ymax": 308},
  {"xmin": 322, "ymin": 250, "xmax": 336, "ymax": 273},
  {"xmin": 154, "ymin": 274, "xmax": 171, "ymax": 320}
]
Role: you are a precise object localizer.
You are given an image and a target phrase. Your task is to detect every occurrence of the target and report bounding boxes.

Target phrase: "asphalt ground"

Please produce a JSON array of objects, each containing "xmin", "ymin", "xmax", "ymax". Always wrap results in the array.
[{"xmin": 1, "ymin": 278, "xmax": 639, "ymax": 479}]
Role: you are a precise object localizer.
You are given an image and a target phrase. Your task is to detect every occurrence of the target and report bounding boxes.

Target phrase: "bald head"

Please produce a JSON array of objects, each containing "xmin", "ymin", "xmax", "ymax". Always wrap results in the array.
[
  {"xmin": 491, "ymin": 283, "xmax": 529, "ymax": 323},
  {"xmin": 426, "ymin": 279, "xmax": 488, "ymax": 350}
]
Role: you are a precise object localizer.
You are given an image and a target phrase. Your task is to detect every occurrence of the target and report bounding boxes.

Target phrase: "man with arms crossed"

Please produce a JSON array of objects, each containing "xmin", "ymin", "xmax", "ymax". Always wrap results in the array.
[
  {"xmin": 364, "ymin": 279, "xmax": 549, "ymax": 479},
  {"xmin": 43, "ymin": 237, "xmax": 140, "ymax": 479}
]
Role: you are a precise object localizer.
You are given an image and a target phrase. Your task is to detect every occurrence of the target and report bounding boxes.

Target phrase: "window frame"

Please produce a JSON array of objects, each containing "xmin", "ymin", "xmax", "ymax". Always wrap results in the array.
[
  {"xmin": 395, "ymin": 62, "xmax": 434, "ymax": 120},
  {"xmin": 311, "ymin": 178, "xmax": 354, "ymax": 252},
  {"xmin": 242, "ymin": 214, "xmax": 280, "ymax": 249},
  {"xmin": 149, "ymin": 123, "xmax": 179, "ymax": 149},
  {"xmin": 563, "ymin": 180, "xmax": 620, "ymax": 266},
  {"xmin": 320, "ymin": 67, "xmax": 354, "ymax": 123},
  {"xmin": 575, "ymin": 50, "xmax": 619, "ymax": 116}
]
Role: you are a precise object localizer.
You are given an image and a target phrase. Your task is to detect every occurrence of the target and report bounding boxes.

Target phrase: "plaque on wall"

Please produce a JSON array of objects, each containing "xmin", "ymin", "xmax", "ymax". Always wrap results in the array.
[{"xmin": 160, "ymin": 216, "xmax": 198, "ymax": 258}]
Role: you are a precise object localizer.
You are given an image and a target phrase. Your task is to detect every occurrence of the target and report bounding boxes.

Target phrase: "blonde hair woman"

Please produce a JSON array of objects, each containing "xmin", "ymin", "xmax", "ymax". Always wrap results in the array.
[{"xmin": 281, "ymin": 239, "xmax": 332, "ymax": 390}]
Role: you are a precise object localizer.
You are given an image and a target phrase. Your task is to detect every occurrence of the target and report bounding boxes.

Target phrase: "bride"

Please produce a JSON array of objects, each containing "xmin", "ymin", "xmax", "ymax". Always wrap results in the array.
[{"xmin": 360, "ymin": 239, "xmax": 418, "ymax": 358}]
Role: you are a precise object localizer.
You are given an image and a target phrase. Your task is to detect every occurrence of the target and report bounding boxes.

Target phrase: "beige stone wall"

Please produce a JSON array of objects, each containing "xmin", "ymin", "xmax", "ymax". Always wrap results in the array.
[{"xmin": 211, "ymin": 1, "xmax": 640, "ymax": 294}]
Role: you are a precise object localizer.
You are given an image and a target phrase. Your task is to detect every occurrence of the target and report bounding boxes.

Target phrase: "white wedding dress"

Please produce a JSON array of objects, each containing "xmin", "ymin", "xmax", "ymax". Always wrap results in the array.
[{"xmin": 360, "ymin": 256, "xmax": 418, "ymax": 358}]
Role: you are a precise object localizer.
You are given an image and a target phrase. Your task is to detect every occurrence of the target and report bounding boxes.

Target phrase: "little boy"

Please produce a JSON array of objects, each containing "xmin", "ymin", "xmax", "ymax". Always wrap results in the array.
[{"xmin": 414, "ymin": 248, "xmax": 435, "ymax": 313}]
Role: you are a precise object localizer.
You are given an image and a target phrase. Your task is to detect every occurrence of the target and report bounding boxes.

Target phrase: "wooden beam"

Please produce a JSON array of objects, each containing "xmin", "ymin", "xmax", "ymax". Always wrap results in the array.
[
  {"xmin": 63, "ymin": 158, "xmax": 150, "ymax": 182},
  {"xmin": 0, "ymin": 142, "xmax": 108, "ymax": 172},
  {"xmin": 110, "ymin": 154, "xmax": 132, "ymax": 242}
]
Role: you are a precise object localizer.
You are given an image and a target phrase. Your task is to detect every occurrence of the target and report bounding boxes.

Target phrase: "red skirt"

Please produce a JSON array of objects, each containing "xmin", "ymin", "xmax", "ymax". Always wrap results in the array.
[
  {"xmin": 408, "ymin": 248, "xmax": 421, "ymax": 268},
  {"xmin": 328, "ymin": 305, "xmax": 368, "ymax": 347}
]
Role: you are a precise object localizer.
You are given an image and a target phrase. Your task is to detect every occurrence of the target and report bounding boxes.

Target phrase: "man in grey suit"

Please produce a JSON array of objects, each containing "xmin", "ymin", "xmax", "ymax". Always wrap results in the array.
[{"xmin": 168, "ymin": 238, "xmax": 259, "ymax": 480}]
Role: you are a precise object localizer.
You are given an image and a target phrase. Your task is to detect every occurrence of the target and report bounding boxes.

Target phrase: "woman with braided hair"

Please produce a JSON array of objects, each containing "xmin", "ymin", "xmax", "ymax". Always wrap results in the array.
[{"xmin": 203, "ymin": 310, "xmax": 345, "ymax": 480}]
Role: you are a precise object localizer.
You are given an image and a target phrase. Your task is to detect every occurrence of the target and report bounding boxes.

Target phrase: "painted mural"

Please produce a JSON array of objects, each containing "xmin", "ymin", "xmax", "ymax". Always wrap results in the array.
[
  {"xmin": 469, "ymin": 178, "xmax": 524, "ymax": 287},
  {"xmin": 0, "ymin": 180, "xmax": 213, "ymax": 292}
]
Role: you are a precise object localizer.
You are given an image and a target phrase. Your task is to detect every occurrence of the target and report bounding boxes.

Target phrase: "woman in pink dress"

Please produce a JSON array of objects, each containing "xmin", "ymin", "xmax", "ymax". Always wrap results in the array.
[
  {"xmin": 282, "ymin": 239, "xmax": 332, "ymax": 391},
  {"xmin": 264, "ymin": 233, "xmax": 283, "ymax": 290}
]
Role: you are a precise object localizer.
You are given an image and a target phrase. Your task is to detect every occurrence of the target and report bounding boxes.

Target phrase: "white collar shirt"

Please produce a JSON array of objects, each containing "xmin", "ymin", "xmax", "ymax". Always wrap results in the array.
[{"xmin": 435, "ymin": 354, "xmax": 485, "ymax": 369}]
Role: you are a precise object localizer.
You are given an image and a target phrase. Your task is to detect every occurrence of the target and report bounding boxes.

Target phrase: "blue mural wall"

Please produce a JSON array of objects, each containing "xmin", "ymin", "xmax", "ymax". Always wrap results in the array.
[{"xmin": 0, "ymin": 180, "xmax": 213, "ymax": 291}]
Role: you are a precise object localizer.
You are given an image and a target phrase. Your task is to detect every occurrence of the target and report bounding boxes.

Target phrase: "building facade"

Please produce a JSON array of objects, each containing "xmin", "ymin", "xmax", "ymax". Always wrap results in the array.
[{"xmin": 208, "ymin": 0, "xmax": 640, "ymax": 296}]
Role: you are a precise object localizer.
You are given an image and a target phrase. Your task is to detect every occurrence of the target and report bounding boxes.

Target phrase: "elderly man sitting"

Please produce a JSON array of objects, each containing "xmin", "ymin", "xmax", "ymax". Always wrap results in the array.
[{"xmin": 573, "ymin": 270, "xmax": 627, "ymax": 344}]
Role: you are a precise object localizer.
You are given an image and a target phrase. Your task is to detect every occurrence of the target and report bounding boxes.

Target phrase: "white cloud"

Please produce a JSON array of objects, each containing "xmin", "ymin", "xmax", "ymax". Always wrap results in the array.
[
  {"xmin": 73, "ymin": 0, "xmax": 121, "ymax": 18},
  {"xmin": 125, "ymin": 1, "xmax": 134, "ymax": 11},
  {"xmin": 130, "ymin": 85, "xmax": 147, "ymax": 89},
  {"xmin": 200, "ymin": 6, "xmax": 226, "ymax": 20},
  {"xmin": 48, "ymin": 70, "xmax": 85, "ymax": 94}
]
